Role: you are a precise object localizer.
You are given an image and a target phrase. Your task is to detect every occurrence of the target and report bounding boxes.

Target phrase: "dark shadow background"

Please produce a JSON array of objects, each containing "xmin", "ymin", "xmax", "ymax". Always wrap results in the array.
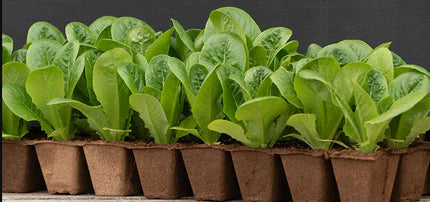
[{"xmin": 2, "ymin": 0, "xmax": 430, "ymax": 69}]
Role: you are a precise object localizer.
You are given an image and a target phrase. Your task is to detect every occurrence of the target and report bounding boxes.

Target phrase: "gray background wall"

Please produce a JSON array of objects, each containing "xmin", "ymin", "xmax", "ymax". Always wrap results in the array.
[{"xmin": 2, "ymin": 0, "xmax": 430, "ymax": 70}]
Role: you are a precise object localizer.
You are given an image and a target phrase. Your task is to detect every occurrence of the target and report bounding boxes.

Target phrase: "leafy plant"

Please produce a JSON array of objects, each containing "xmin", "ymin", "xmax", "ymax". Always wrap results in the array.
[
  {"xmin": 48, "ymin": 48, "xmax": 133, "ymax": 141},
  {"xmin": 208, "ymin": 96, "xmax": 293, "ymax": 148}
]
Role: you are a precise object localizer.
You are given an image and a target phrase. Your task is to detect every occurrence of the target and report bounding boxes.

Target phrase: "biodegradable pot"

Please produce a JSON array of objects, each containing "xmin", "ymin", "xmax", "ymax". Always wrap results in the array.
[
  {"xmin": 230, "ymin": 147, "xmax": 290, "ymax": 202},
  {"xmin": 2, "ymin": 140, "xmax": 45, "ymax": 192},
  {"xmin": 132, "ymin": 145, "xmax": 191, "ymax": 199},
  {"xmin": 34, "ymin": 141, "xmax": 92, "ymax": 194},
  {"xmin": 390, "ymin": 144, "xmax": 430, "ymax": 202},
  {"xmin": 329, "ymin": 150, "xmax": 399, "ymax": 202},
  {"xmin": 83, "ymin": 142, "xmax": 140, "ymax": 196},
  {"xmin": 276, "ymin": 148, "xmax": 339, "ymax": 202},
  {"xmin": 180, "ymin": 145, "xmax": 240, "ymax": 201},
  {"xmin": 424, "ymin": 163, "xmax": 430, "ymax": 195}
]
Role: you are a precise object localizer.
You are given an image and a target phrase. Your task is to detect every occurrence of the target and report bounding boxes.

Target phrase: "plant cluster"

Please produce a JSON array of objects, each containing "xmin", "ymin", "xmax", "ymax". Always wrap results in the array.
[{"xmin": 2, "ymin": 7, "xmax": 429, "ymax": 152}]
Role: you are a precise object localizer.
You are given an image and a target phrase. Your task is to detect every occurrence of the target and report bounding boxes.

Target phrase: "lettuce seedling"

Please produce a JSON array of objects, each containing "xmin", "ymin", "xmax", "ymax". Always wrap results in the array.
[
  {"xmin": 125, "ymin": 54, "xmax": 188, "ymax": 144},
  {"xmin": 209, "ymin": 96, "xmax": 293, "ymax": 148},
  {"xmin": 3, "ymin": 38, "xmax": 85, "ymax": 140},
  {"xmin": 326, "ymin": 48, "xmax": 429, "ymax": 152},
  {"xmin": 2, "ymin": 62, "xmax": 30, "ymax": 140},
  {"xmin": 384, "ymin": 65, "xmax": 430, "ymax": 148},
  {"xmin": 272, "ymin": 57, "xmax": 345, "ymax": 149},
  {"xmin": 48, "ymin": 48, "xmax": 134, "ymax": 141}
]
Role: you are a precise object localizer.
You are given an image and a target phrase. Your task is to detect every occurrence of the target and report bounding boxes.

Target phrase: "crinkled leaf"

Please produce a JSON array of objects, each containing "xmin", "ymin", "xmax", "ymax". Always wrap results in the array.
[
  {"xmin": 27, "ymin": 21, "xmax": 65, "ymax": 44},
  {"xmin": 26, "ymin": 40, "xmax": 62, "ymax": 71},
  {"xmin": 65, "ymin": 22, "xmax": 95, "ymax": 45}
]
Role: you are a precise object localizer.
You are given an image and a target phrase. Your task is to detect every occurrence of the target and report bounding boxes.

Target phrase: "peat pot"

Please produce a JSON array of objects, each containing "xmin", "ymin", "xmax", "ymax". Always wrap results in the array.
[
  {"xmin": 329, "ymin": 150, "xmax": 399, "ymax": 202},
  {"xmin": 131, "ymin": 144, "xmax": 191, "ymax": 199},
  {"xmin": 2, "ymin": 140, "xmax": 45, "ymax": 192},
  {"xmin": 276, "ymin": 148, "xmax": 339, "ymax": 202},
  {"xmin": 180, "ymin": 145, "xmax": 240, "ymax": 201},
  {"xmin": 230, "ymin": 147, "xmax": 290, "ymax": 202},
  {"xmin": 83, "ymin": 142, "xmax": 140, "ymax": 196},
  {"xmin": 34, "ymin": 140, "xmax": 92, "ymax": 194}
]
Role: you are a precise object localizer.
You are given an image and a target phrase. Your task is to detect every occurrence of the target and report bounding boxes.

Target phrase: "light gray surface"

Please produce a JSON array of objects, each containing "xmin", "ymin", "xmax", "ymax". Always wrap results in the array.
[{"xmin": 2, "ymin": 192, "xmax": 430, "ymax": 202}]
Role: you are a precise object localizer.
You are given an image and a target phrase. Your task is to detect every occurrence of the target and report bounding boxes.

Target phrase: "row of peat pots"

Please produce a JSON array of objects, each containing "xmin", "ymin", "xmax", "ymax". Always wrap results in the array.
[{"xmin": 2, "ymin": 140, "xmax": 430, "ymax": 202}]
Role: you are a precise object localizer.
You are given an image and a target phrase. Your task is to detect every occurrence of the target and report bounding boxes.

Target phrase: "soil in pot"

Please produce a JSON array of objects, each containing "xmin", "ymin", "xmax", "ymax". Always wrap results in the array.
[
  {"xmin": 2, "ymin": 141, "xmax": 45, "ymax": 192},
  {"xmin": 180, "ymin": 146, "xmax": 240, "ymax": 201},
  {"xmin": 83, "ymin": 143, "xmax": 140, "ymax": 196},
  {"xmin": 278, "ymin": 149, "xmax": 339, "ymax": 202},
  {"xmin": 231, "ymin": 148, "xmax": 290, "ymax": 202},
  {"xmin": 35, "ymin": 141, "xmax": 92, "ymax": 194},
  {"xmin": 132, "ymin": 147, "xmax": 191, "ymax": 199},
  {"xmin": 330, "ymin": 150, "xmax": 399, "ymax": 202}
]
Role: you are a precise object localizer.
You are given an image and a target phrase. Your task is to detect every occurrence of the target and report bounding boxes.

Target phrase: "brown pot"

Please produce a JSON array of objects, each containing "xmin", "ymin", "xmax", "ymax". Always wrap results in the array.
[
  {"xmin": 424, "ymin": 163, "xmax": 430, "ymax": 195},
  {"xmin": 180, "ymin": 145, "xmax": 240, "ymax": 201},
  {"xmin": 83, "ymin": 142, "xmax": 140, "ymax": 196},
  {"xmin": 276, "ymin": 148, "xmax": 339, "ymax": 202},
  {"xmin": 34, "ymin": 141, "xmax": 92, "ymax": 194},
  {"xmin": 329, "ymin": 150, "xmax": 399, "ymax": 202},
  {"xmin": 230, "ymin": 147, "xmax": 290, "ymax": 202},
  {"xmin": 2, "ymin": 140, "xmax": 45, "ymax": 192},
  {"xmin": 390, "ymin": 144, "xmax": 430, "ymax": 202},
  {"xmin": 132, "ymin": 145, "xmax": 191, "ymax": 199}
]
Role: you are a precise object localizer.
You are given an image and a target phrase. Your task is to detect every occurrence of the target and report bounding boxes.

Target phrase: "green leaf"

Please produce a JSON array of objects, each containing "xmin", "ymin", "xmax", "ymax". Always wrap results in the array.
[
  {"xmin": 306, "ymin": 43, "xmax": 322, "ymax": 58},
  {"xmin": 171, "ymin": 18, "xmax": 196, "ymax": 52},
  {"xmin": 82, "ymin": 50, "xmax": 100, "ymax": 105},
  {"xmin": 125, "ymin": 25, "xmax": 156, "ymax": 54},
  {"xmin": 392, "ymin": 51, "xmax": 406, "ymax": 67},
  {"xmin": 117, "ymin": 61, "xmax": 145, "ymax": 94},
  {"xmin": 47, "ymin": 98, "xmax": 110, "ymax": 140},
  {"xmin": 253, "ymin": 27, "xmax": 292, "ymax": 67},
  {"xmin": 366, "ymin": 47, "xmax": 394, "ymax": 83},
  {"xmin": 111, "ymin": 17, "xmax": 150, "ymax": 43},
  {"xmin": 2, "ymin": 46, "xmax": 11, "ymax": 64},
  {"xmin": 360, "ymin": 69, "xmax": 389, "ymax": 103},
  {"xmin": 200, "ymin": 33, "xmax": 247, "ymax": 72},
  {"xmin": 27, "ymin": 21, "xmax": 65, "ymax": 44},
  {"xmin": 145, "ymin": 55, "xmax": 171, "ymax": 91},
  {"xmin": 65, "ymin": 22, "xmax": 95, "ymax": 45},
  {"xmin": 318, "ymin": 43, "xmax": 359, "ymax": 66},
  {"xmin": 249, "ymin": 46, "xmax": 268, "ymax": 67},
  {"xmin": 389, "ymin": 72, "xmax": 430, "ymax": 100},
  {"xmin": 93, "ymin": 48, "xmax": 132, "ymax": 130},
  {"xmin": 236, "ymin": 96, "xmax": 289, "ymax": 146},
  {"xmin": 174, "ymin": 115, "xmax": 197, "ymax": 141},
  {"xmin": 11, "ymin": 49, "xmax": 27, "ymax": 63},
  {"xmin": 338, "ymin": 40, "xmax": 373, "ymax": 60},
  {"xmin": 145, "ymin": 27, "xmax": 174, "ymax": 61},
  {"xmin": 244, "ymin": 66, "xmax": 272, "ymax": 97},
  {"xmin": 168, "ymin": 57, "xmax": 195, "ymax": 104},
  {"xmin": 394, "ymin": 64, "xmax": 430, "ymax": 78},
  {"xmin": 286, "ymin": 113, "xmax": 328, "ymax": 149},
  {"xmin": 188, "ymin": 64, "xmax": 208, "ymax": 95},
  {"xmin": 160, "ymin": 73, "xmax": 184, "ymax": 128},
  {"xmin": 26, "ymin": 40, "xmax": 62, "ymax": 71},
  {"xmin": 96, "ymin": 39, "xmax": 132, "ymax": 52},
  {"xmin": 216, "ymin": 65, "xmax": 246, "ymax": 122},
  {"xmin": 53, "ymin": 41, "xmax": 82, "ymax": 98},
  {"xmin": 143, "ymin": 86, "xmax": 161, "ymax": 100},
  {"xmin": 191, "ymin": 67, "xmax": 224, "ymax": 144},
  {"xmin": 388, "ymin": 96, "xmax": 430, "ymax": 148},
  {"xmin": 2, "ymin": 62, "xmax": 30, "ymax": 139},
  {"xmin": 26, "ymin": 66, "xmax": 71, "ymax": 132},
  {"xmin": 2, "ymin": 62, "xmax": 30, "ymax": 86},
  {"xmin": 209, "ymin": 10, "xmax": 247, "ymax": 44},
  {"xmin": 3, "ymin": 84, "xmax": 54, "ymax": 135},
  {"xmin": 129, "ymin": 94, "xmax": 170, "ymax": 144},
  {"xmin": 333, "ymin": 62, "xmax": 372, "ymax": 103},
  {"xmin": 89, "ymin": 16, "xmax": 117, "ymax": 38},
  {"xmin": 214, "ymin": 7, "xmax": 261, "ymax": 42},
  {"xmin": 270, "ymin": 67, "xmax": 302, "ymax": 108},
  {"xmin": 208, "ymin": 119, "xmax": 257, "ymax": 147},
  {"xmin": 2, "ymin": 34, "xmax": 13, "ymax": 54}
]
